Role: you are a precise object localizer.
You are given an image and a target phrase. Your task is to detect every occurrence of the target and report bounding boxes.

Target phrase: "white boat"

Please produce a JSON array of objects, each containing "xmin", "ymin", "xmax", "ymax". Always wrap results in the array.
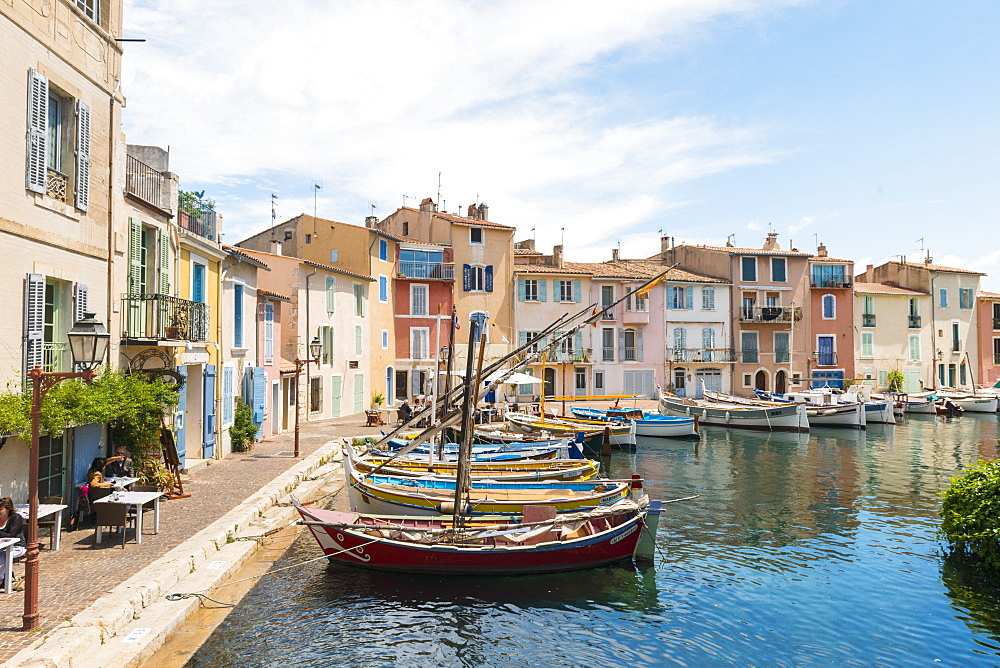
[
  {"xmin": 843, "ymin": 386, "xmax": 895, "ymax": 424},
  {"xmin": 932, "ymin": 390, "xmax": 999, "ymax": 413},
  {"xmin": 659, "ymin": 392, "xmax": 809, "ymax": 432},
  {"xmin": 568, "ymin": 407, "xmax": 699, "ymax": 439},
  {"xmin": 754, "ymin": 389, "xmax": 866, "ymax": 429}
]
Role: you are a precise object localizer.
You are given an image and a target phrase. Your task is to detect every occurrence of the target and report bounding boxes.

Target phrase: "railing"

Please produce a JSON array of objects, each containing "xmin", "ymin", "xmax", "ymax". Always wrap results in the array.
[
  {"xmin": 775, "ymin": 350, "xmax": 791, "ymax": 363},
  {"xmin": 811, "ymin": 279, "xmax": 852, "ymax": 288},
  {"xmin": 909, "ymin": 315, "xmax": 921, "ymax": 328},
  {"xmin": 862, "ymin": 313, "xmax": 876, "ymax": 327},
  {"xmin": 602, "ymin": 347, "xmax": 614, "ymax": 362},
  {"xmin": 668, "ymin": 348, "xmax": 737, "ymax": 363},
  {"xmin": 46, "ymin": 169, "xmax": 69, "ymax": 203},
  {"xmin": 993, "ymin": 317, "xmax": 1000, "ymax": 330},
  {"xmin": 125, "ymin": 155, "xmax": 166, "ymax": 209},
  {"xmin": 621, "ymin": 347, "xmax": 637, "ymax": 362},
  {"xmin": 122, "ymin": 293, "xmax": 210, "ymax": 341},
  {"xmin": 42, "ymin": 342, "xmax": 67, "ymax": 372},
  {"xmin": 179, "ymin": 209, "xmax": 217, "ymax": 243},
  {"xmin": 600, "ymin": 307, "xmax": 616, "ymax": 321},
  {"xmin": 395, "ymin": 261, "xmax": 455, "ymax": 280},
  {"xmin": 742, "ymin": 349, "xmax": 759, "ymax": 364},
  {"xmin": 995, "ymin": 353, "xmax": 1000, "ymax": 365},
  {"xmin": 739, "ymin": 306, "xmax": 803, "ymax": 323},
  {"xmin": 815, "ymin": 351, "xmax": 836, "ymax": 366}
]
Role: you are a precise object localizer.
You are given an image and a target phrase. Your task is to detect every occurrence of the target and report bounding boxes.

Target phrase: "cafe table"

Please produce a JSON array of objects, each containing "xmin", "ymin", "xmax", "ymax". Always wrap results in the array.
[
  {"xmin": 92, "ymin": 491, "xmax": 161, "ymax": 545},
  {"xmin": 15, "ymin": 503, "xmax": 69, "ymax": 551},
  {"xmin": 105, "ymin": 476, "xmax": 139, "ymax": 488},
  {"xmin": 0, "ymin": 537, "xmax": 17, "ymax": 594}
]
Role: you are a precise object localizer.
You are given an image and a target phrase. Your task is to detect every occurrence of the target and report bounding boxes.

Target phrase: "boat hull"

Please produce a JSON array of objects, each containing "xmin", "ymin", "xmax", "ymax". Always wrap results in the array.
[
  {"xmin": 808, "ymin": 403, "xmax": 866, "ymax": 429},
  {"xmin": 297, "ymin": 505, "xmax": 648, "ymax": 575},
  {"xmin": 569, "ymin": 407, "xmax": 699, "ymax": 438},
  {"xmin": 949, "ymin": 397, "xmax": 999, "ymax": 413},
  {"xmin": 864, "ymin": 401, "xmax": 896, "ymax": 424},
  {"xmin": 659, "ymin": 394, "xmax": 809, "ymax": 432}
]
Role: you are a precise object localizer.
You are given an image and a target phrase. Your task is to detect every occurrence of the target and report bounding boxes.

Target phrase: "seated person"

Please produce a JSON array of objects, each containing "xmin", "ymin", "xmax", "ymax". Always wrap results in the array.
[
  {"xmin": 87, "ymin": 457, "xmax": 115, "ymax": 489},
  {"xmin": 399, "ymin": 400, "xmax": 412, "ymax": 422},
  {"xmin": 0, "ymin": 497, "xmax": 25, "ymax": 589},
  {"xmin": 103, "ymin": 446, "xmax": 134, "ymax": 479}
]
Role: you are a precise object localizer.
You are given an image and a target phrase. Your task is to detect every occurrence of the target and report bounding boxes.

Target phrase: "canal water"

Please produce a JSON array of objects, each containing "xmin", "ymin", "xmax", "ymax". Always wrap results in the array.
[{"xmin": 188, "ymin": 414, "xmax": 1000, "ymax": 667}]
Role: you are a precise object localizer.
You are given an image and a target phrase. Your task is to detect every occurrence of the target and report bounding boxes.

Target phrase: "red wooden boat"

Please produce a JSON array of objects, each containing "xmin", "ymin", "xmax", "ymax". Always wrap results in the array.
[{"xmin": 295, "ymin": 501, "xmax": 658, "ymax": 575}]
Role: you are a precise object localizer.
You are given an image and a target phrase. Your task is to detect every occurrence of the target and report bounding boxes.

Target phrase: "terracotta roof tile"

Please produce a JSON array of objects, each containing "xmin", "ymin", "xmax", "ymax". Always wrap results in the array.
[
  {"xmin": 224, "ymin": 245, "xmax": 271, "ymax": 270},
  {"xmin": 853, "ymin": 282, "xmax": 929, "ymax": 296},
  {"xmin": 887, "ymin": 261, "xmax": 986, "ymax": 276},
  {"xmin": 515, "ymin": 261, "xmax": 727, "ymax": 284},
  {"xmin": 258, "ymin": 289, "xmax": 291, "ymax": 302},
  {"xmin": 514, "ymin": 248, "xmax": 542, "ymax": 256},
  {"xmin": 660, "ymin": 244, "xmax": 812, "ymax": 257},
  {"xmin": 978, "ymin": 291, "xmax": 1000, "ymax": 299}
]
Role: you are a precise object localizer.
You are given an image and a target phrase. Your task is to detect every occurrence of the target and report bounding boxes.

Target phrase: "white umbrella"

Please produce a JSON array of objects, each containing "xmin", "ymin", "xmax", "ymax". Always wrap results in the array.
[{"xmin": 486, "ymin": 371, "xmax": 542, "ymax": 385}]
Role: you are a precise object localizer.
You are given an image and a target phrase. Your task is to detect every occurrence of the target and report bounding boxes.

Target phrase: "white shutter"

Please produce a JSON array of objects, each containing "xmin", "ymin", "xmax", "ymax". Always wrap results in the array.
[
  {"xmin": 73, "ymin": 283, "xmax": 88, "ymax": 323},
  {"xmin": 75, "ymin": 100, "xmax": 91, "ymax": 211},
  {"xmin": 24, "ymin": 274, "xmax": 45, "ymax": 374},
  {"xmin": 26, "ymin": 69, "xmax": 49, "ymax": 194}
]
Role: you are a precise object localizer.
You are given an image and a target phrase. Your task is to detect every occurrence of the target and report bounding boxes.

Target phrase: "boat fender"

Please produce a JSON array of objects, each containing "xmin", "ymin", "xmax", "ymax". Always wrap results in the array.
[
  {"xmin": 630, "ymin": 474, "xmax": 643, "ymax": 490},
  {"xmin": 725, "ymin": 410, "xmax": 731, "ymax": 424},
  {"xmin": 686, "ymin": 407, "xmax": 691, "ymax": 416},
  {"xmin": 438, "ymin": 501, "xmax": 455, "ymax": 514}
]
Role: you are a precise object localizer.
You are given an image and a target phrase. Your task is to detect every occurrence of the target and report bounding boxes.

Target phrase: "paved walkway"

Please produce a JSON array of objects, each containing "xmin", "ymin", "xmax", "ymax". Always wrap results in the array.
[{"xmin": 0, "ymin": 411, "xmax": 389, "ymax": 663}]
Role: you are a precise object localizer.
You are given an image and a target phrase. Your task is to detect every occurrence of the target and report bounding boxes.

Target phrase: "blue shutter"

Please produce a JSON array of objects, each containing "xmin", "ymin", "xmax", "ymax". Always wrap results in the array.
[
  {"xmin": 379, "ymin": 275, "xmax": 388, "ymax": 302},
  {"xmin": 538, "ymin": 278, "xmax": 546, "ymax": 302},
  {"xmin": 637, "ymin": 328, "xmax": 644, "ymax": 362},
  {"xmin": 379, "ymin": 239, "xmax": 387, "ymax": 261},
  {"xmin": 233, "ymin": 284, "xmax": 244, "ymax": 348},
  {"xmin": 685, "ymin": 286, "xmax": 694, "ymax": 310},
  {"xmin": 203, "ymin": 364, "xmax": 216, "ymax": 458},
  {"xmin": 485, "ymin": 265, "xmax": 494, "ymax": 292},
  {"xmin": 518, "ymin": 278, "xmax": 526, "ymax": 301},
  {"xmin": 618, "ymin": 328, "xmax": 626, "ymax": 360},
  {"xmin": 174, "ymin": 366, "xmax": 187, "ymax": 469},
  {"xmin": 193, "ymin": 264, "xmax": 206, "ymax": 303},
  {"xmin": 253, "ymin": 366, "xmax": 266, "ymax": 439},
  {"xmin": 518, "ymin": 330, "xmax": 527, "ymax": 347},
  {"xmin": 463, "ymin": 264, "xmax": 472, "ymax": 291},
  {"xmin": 573, "ymin": 280, "xmax": 581, "ymax": 302},
  {"xmin": 574, "ymin": 330, "xmax": 583, "ymax": 356}
]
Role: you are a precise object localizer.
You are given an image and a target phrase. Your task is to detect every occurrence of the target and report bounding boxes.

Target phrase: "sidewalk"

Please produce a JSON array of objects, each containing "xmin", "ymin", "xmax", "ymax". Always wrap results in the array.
[{"xmin": 0, "ymin": 411, "xmax": 389, "ymax": 664}]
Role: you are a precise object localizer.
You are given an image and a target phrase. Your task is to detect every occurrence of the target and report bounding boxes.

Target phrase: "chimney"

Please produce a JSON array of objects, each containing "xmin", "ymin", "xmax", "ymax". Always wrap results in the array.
[
  {"xmin": 924, "ymin": 252, "xmax": 933, "ymax": 265},
  {"xmin": 762, "ymin": 232, "xmax": 780, "ymax": 251},
  {"xmin": 817, "ymin": 243, "xmax": 828, "ymax": 257},
  {"xmin": 864, "ymin": 264, "xmax": 873, "ymax": 281},
  {"xmin": 420, "ymin": 197, "xmax": 437, "ymax": 213},
  {"xmin": 612, "ymin": 248, "xmax": 620, "ymax": 263},
  {"xmin": 270, "ymin": 240, "xmax": 282, "ymax": 255},
  {"xmin": 365, "ymin": 216, "xmax": 378, "ymax": 228},
  {"xmin": 467, "ymin": 204, "xmax": 477, "ymax": 218},
  {"xmin": 660, "ymin": 235, "xmax": 672, "ymax": 257},
  {"xmin": 553, "ymin": 245, "xmax": 564, "ymax": 268},
  {"xmin": 478, "ymin": 203, "xmax": 488, "ymax": 221}
]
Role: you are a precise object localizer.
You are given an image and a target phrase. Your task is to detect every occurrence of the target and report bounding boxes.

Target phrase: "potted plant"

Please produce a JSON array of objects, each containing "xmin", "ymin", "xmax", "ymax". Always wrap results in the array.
[{"xmin": 371, "ymin": 392, "xmax": 385, "ymax": 410}]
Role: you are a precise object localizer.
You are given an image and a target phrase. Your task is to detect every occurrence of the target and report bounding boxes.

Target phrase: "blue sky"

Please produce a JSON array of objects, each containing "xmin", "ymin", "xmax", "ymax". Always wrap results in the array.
[{"xmin": 121, "ymin": 0, "xmax": 1000, "ymax": 289}]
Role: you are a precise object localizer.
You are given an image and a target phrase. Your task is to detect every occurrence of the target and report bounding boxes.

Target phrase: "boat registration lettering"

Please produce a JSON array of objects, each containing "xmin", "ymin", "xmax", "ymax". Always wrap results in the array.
[{"xmin": 609, "ymin": 523, "xmax": 638, "ymax": 545}]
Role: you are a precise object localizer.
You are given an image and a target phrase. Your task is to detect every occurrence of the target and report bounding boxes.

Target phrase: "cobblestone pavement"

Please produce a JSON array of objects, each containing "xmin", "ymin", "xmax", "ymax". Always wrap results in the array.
[{"xmin": 0, "ymin": 412, "xmax": 389, "ymax": 663}]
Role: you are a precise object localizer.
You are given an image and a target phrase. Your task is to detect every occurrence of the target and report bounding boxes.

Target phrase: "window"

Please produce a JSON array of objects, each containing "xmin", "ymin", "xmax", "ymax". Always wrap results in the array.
[
  {"xmin": 354, "ymin": 283, "xmax": 366, "ymax": 316},
  {"xmin": 319, "ymin": 326, "xmax": 334, "ymax": 365},
  {"xmin": 672, "ymin": 327, "xmax": 687, "ymax": 352},
  {"xmin": 668, "ymin": 286, "xmax": 693, "ymax": 309},
  {"xmin": 463, "ymin": 264, "xmax": 492, "ymax": 292},
  {"xmin": 634, "ymin": 295, "xmax": 647, "ymax": 311},
  {"xmin": 575, "ymin": 367, "xmax": 587, "ymax": 392},
  {"xmin": 861, "ymin": 331, "xmax": 874, "ymax": 357},
  {"xmin": 522, "ymin": 330, "xmax": 541, "ymax": 354},
  {"xmin": 812, "ymin": 264, "xmax": 847, "ymax": 287},
  {"xmin": 771, "ymin": 258, "xmax": 786, "ymax": 283},
  {"xmin": 379, "ymin": 239, "xmax": 387, "ymax": 261},
  {"xmin": 233, "ymin": 283, "xmax": 244, "ymax": 347},
  {"xmin": 410, "ymin": 284, "xmax": 428, "ymax": 315},
  {"xmin": 402, "ymin": 221, "xmax": 409, "ymax": 236},
  {"xmin": 470, "ymin": 227, "xmax": 483, "ymax": 244},
  {"xmin": 602, "ymin": 328, "xmax": 615, "ymax": 362},
  {"xmin": 305, "ymin": 234, "xmax": 312, "ymax": 244},
  {"xmin": 622, "ymin": 329, "xmax": 638, "ymax": 361},
  {"xmin": 702, "ymin": 287, "xmax": 715, "ymax": 310},
  {"xmin": 410, "ymin": 327, "xmax": 429, "ymax": 359},
  {"xmin": 382, "ymin": 330, "xmax": 389, "ymax": 349},
  {"xmin": 594, "ymin": 371, "xmax": 604, "ymax": 393},
  {"xmin": 959, "ymin": 288, "xmax": 973, "ymax": 309},
  {"xmin": 909, "ymin": 334, "xmax": 920, "ymax": 361},
  {"xmin": 330, "ymin": 249, "xmax": 339, "ymax": 263},
  {"xmin": 878, "ymin": 369, "xmax": 888, "ymax": 387},
  {"xmin": 521, "ymin": 278, "xmax": 540, "ymax": 301},
  {"xmin": 557, "ymin": 280, "xmax": 575, "ymax": 302},
  {"xmin": 742, "ymin": 293, "xmax": 756, "ymax": 319},
  {"xmin": 814, "ymin": 335, "xmax": 832, "ymax": 366},
  {"xmin": 961, "ymin": 363, "xmax": 967, "ymax": 385},
  {"xmin": 822, "ymin": 294, "xmax": 836, "ymax": 319},
  {"xmin": 470, "ymin": 312, "xmax": 488, "ymax": 343},
  {"xmin": 741, "ymin": 257, "xmax": 757, "ymax": 282},
  {"xmin": 995, "ymin": 338, "xmax": 1000, "ymax": 365},
  {"xmin": 773, "ymin": 332, "xmax": 790, "ymax": 363},
  {"xmin": 743, "ymin": 373, "xmax": 752, "ymax": 387},
  {"xmin": 263, "ymin": 302, "xmax": 274, "ymax": 363},
  {"xmin": 310, "ymin": 376, "xmax": 322, "ymax": 413},
  {"xmin": 325, "ymin": 276, "xmax": 336, "ymax": 312},
  {"xmin": 952, "ymin": 322, "xmax": 960, "ymax": 352},
  {"xmin": 26, "ymin": 70, "xmax": 91, "ymax": 211},
  {"xmin": 862, "ymin": 295, "xmax": 874, "ymax": 315},
  {"xmin": 378, "ymin": 275, "xmax": 388, "ymax": 302},
  {"xmin": 559, "ymin": 332, "xmax": 574, "ymax": 357},
  {"xmin": 355, "ymin": 325, "xmax": 363, "ymax": 356},
  {"xmin": 741, "ymin": 332, "xmax": 759, "ymax": 364},
  {"xmin": 765, "ymin": 292, "xmax": 780, "ymax": 307},
  {"xmin": 192, "ymin": 263, "xmax": 207, "ymax": 304},
  {"xmin": 75, "ymin": 0, "xmax": 98, "ymax": 21},
  {"xmin": 940, "ymin": 289, "xmax": 948, "ymax": 308},
  {"xmin": 701, "ymin": 328, "xmax": 716, "ymax": 362},
  {"xmin": 399, "ymin": 249, "xmax": 445, "ymax": 278}
]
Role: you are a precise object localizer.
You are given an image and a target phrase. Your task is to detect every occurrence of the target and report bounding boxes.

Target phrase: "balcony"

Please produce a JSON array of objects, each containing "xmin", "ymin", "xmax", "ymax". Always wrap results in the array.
[
  {"xmin": 42, "ymin": 342, "xmax": 67, "ymax": 372},
  {"xmin": 178, "ymin": 209, "xmax": 217, "ymax": 243},
  {"xmin": 395, "ymin": 261, "xmax": 455, "ymax": 281},
  {"xmin": 993, "ymin": 317, "xmax": 1000, "ymax": 330},
  {"xmin": 602, "ymin": 347, "xmax": 615, "ymax": 362},
  {"xmin": 122, "ymin": 294, "xmax": 210, "ymax": 341},
  {"xmin": 125, "ymin": 154, "xmax": 167, "ymax": 210},
  {"xmin": 600, "ymin": 307, "xmax": 617, "ymax": 321},
  {"xmin": 862, "ymin": 313, "xmax": 876, "ymax": 327},
  {"xmin": 775, "ymin": 350, "xmax": 791, "ymax": 364},
  {"xmin": 668, "ymin": 348, "xmax": 737, "ymax": 363},
  {"xmin": 909, "ymin": 315, "xmax": 922, "ymax": 328},
  {"xmin": 742, "ymin": 349, "xmax": 759, "ymax": 364},
  {"xmin": 815, "ymin": 351, "xmax": 837, "ymax": 366},
  {"xmin": 811, "ymin": 279, "xmax": 852, "ymax": 289},
  {"xmin": 622, "ymin": 347, "xmax": 637, "ymax": 362},
  {"xmin": 46, "ymin": 169, "xmax": 69, "ymax": 204},
  {"xmin": 622, "ymin": 310, "xmax": 649, "ymax": 325},
  {"xmin": 739, "ymin": 306, "xmax": 803, "ymax": 323}
]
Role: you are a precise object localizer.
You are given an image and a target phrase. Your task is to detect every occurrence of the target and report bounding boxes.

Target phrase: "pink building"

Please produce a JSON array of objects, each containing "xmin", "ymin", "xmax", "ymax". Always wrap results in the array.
[
  {"xmin": 257, "ymin": 289, "xmax": 292, "ymax": 437},
  {"xmin": 976, "ymin": 292, "xmax": 1000, "ymax": 387},
  {"xmin": 807, "ymin": 245, "xmax": 855, "ymax": 389}
]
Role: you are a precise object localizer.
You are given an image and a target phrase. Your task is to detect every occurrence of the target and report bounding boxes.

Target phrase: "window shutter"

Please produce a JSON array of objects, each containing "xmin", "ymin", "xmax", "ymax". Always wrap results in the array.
[
  {"xmin": 637, "ymin": 328, "xmax": 644, "ymax": 361},
  {"xmin": 379, "ymin": 275, "xmax": 387, "ymax": 302},
  {"xmin": 463, "ymin": 264, "xmax": 472, "ymax": 291},
  {"xmin": 355, "ymin": 325, "xmax": 363, "ymax": 356},
  {"xmin": 685, "ymin": 286, "xmax": 694, "ymax": 310},
  {"xmin": 518, "ymin": 330, "xmax": 527, "ymax": 350},
  {"xmin": 158, "ymin": 230, "xmax": 170, "ymax": 294},
  {"xmin": 618, "ymin": 328, "xmax": 626, "ymax": 360},
  {"xmin": 253, "ymin": 366, "xmax": 267, "ymax": 438},
  {"xmin": 24, "ymin": 274, "xmax": 45, "ymax": 374},
  {"xmin": 128, "ymin": 219, "xmax": 142, "ymax": 295},
  {"xmin": 72, "ymin": 282, "xmax": 89, "ymax": 324},
  {"xmin": 538, "ymin": 278, "xmax": 546, "ymax": 301},
  {"xmin": 233, "ymin": 284, "xmax": 244, "ymax": 347},
  {"xmin": 325, "ymin": 276, "xmax": 336, "ymax": 312},
  {"xmin": 485, "ymin": 265, "xmax": 494, "ymax": 292},
  {"xmin": 573, "ymin": 280, "xmax": 581, "ymax": 303},
  {"xmin": 264, "ymin": 302, "xmax": 274, "ymax": 362},
  {"xmin": 222, "ymin": 366, "xmax": 234, "ymax": 426},
  {"xmin": 574, "ymin": 330, "xmax": 583, "ymax": 356},
  {"xmin": 26, "ymin": 69, "xmax": 48, "ymax": 194},
  {"xmin": 702, "ymin": 327, "xmax": 714, "ymax": 350},
  {"xmin": 203, "ymin": 365, "xmax": 217, "ymax": 451},
  {"xmin": 518, "ymin": 278, "xmax": 526, "ymax": 301},
  {"xmin": 75, "ymin": 100, "xmax": 91, "ymax": 211}
]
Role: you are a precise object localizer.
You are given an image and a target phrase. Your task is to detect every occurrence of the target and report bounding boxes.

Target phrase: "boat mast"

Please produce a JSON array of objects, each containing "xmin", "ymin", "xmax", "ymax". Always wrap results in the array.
[{"xmin": 452, "ymin": 319, "xmax": 484, "ymax": 533}]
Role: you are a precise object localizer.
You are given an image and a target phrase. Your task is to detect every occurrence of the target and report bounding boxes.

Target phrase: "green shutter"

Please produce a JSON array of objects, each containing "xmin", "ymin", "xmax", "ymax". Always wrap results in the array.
[
  {"xmin": 159, "ymin": 229, "xmax": 170, "ymax": 294},
  {"xmin": 128, "ymin": 219, "xmax": 142, "ymax": 295},
  {"xmin": 326, "ymin": 276, "xmax": 336, "ymax": 312}
]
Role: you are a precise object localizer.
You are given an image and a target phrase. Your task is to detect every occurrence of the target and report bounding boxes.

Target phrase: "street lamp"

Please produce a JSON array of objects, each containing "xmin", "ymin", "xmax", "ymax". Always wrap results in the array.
[
  {"xmin": 24, "ymin": 312, "xmax": 109, "ymax": 631},
  {"xmin": 293, "ymin": 336, "xmax": 322, "ymax": 458}
]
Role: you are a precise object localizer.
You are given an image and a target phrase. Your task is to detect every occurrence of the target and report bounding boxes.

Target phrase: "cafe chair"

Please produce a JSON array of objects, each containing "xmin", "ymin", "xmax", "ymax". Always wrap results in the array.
[
  {"xmin": 39, "ymin": 496, "xmax": 62, "ymax": 550},
  {"xmin": 93, "ymin": 503, "xmax": 135, "ymax": 548}
]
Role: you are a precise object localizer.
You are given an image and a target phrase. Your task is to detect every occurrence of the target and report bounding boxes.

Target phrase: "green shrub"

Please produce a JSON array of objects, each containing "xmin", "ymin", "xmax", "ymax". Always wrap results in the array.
[
  {"xmin": 230, "ymin": 397, "xmax": 258, "ymax": 452},
  {"xmin": 940, "ymin": 458, "xmax": 1000, "ymax": 568},
  {"xmin": 886, "ymin": 369, "xmax": 904, "ymax": 392}
]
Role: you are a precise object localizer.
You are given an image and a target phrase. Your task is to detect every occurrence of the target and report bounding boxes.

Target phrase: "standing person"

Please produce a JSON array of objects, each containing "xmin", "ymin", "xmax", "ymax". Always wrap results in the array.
[
  {"xmin": 103, "ymin": 446, "xmax": 134, "ymax": 479},
  {"xmin": 0, "ymin": 497, "xmax": 25, "ymax": 589}
]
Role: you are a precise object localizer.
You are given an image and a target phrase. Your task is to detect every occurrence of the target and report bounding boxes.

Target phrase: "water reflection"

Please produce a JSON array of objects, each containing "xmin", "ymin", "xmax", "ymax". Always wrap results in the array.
[{"xmin": 190, "ymin": 415, "xmax": 1000, "ymax": 667}]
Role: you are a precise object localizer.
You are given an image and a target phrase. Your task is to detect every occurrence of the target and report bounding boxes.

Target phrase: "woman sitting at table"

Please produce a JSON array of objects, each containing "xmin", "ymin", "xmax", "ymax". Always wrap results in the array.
[
  {"xmin": 87, "ymin": 457, "xmax": 117, "ymax": 488},
  {"xmin": 0, "ymin": 497, "xmax": 26, "ymax": 589}
]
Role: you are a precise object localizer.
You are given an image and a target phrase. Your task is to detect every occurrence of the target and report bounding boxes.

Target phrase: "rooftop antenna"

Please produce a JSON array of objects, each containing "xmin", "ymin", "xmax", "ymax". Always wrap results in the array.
[
  {"xmin": 370, "ymin": 203, "xmax": 377, "ymax": 218},
  {"xmin": 312, "ymin": 182, "xmax": 322, "ymax": 232},
  {"xmin": 916, "ymin": 237, "xmax": 924, "ymax": 251},
  {"xmin": 437, "ymin": 172, "xmax": 442, "ymax": 208},
  {"xmin": 402, "ymin": 193, "xmax": 411, "ymax": 209},
  {"xmin": 814, "ymin": 233, "xmax": 819, "ymax": 247},
  {"xmin": 560, "ymin": 227, "xmax": 565, "ymax": 247},
  {"xmin": 531, "ymin": 227, "xmax": 536, "ymax": 242},
  {"xmin": 726, "ymin": 233, "xmax": 735, "ymax": 246},
  {"xmin": 768, "ymin": 222, "xmax": 773, "ymax": 233},
  {"xmin": 270, "ymin": 194, "xmax": 278, "ymax": 236}
]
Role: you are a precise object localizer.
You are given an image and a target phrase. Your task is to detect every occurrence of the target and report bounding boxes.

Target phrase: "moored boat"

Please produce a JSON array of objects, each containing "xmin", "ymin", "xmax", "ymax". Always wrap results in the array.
[
  {"xmin": 505, "ymin": 411, "xmax": 636, "ymax": 447},
  {"xmin": 751, "ymin": 389, "xmax": 866, "ymax": 429},
  {"xmin": 659, "ymin": 392, "xmax": 809, "ymax": 431},
  {"xmin": 569, "ymin": 407, "xmax": 699, "ymax": 439}
]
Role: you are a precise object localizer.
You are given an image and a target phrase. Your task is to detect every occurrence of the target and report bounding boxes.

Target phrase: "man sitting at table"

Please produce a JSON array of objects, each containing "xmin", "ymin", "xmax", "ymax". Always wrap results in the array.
[
  {"xmin": 104, "ymin": 446, "xmax": 134, "ymax": 479},
  {"xmin": 399, "ymin": 400, "xmax": 412, "ymax": 422},
  {"xmin": 0, "ymin": 497, "xmax": 26, "ymax": 589}
]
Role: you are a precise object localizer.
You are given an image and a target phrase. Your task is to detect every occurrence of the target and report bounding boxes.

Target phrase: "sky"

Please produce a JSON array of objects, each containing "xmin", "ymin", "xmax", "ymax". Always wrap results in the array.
[{"xmin": 120, "ymin": 0, "xmax": 1000, "ymax": 290}]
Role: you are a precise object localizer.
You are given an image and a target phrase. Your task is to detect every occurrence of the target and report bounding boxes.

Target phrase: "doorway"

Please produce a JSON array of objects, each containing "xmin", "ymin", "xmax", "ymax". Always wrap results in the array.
[
  {"xmin": 543, "ymin": 368, "xmax": 556, "ymax": 398},
  {"xmin": 674, "ymin": 368, "xmax": 687, "ymax": 397},
  {"xmin": 775, "ymin": 370, "xmax": 788, "ymax": 395},
  {"xmin": 754, "ymin": 370, "xmax": 768, "ymax": 391}
]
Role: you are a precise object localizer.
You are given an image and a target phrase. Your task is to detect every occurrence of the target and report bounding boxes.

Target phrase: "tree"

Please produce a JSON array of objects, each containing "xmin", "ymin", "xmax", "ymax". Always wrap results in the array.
[{"xmin": 940, "ymin": 458, "xmax": 1000, "ymax": 569}]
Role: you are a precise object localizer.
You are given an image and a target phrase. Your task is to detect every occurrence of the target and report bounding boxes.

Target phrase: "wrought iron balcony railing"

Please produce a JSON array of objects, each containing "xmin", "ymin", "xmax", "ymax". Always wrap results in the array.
[
  {"xmin": 815, "ymin": 351, "xmax": 837, "ymax": 366},
  {"xmin": 122, "ymin": 293, "xmax": 210, "ymax": 341},
  {"xmin": 125, "ymin": 154, "xmax": 166, "ymax": 209},
  {"xmin": 395, "ymin": 261, "xmax": 455, "ymax": 280},
  {"xmin": 178, "ymin": 209, "xmax": 217, "ymax": 243},
  {"xmin": 908, "ymin": 315, "xmax": 921, "ymax": 328},
  {"xmin": 667, "ymin": 347, "xmax": 737, "ymax": 363},
  {"xmin": 46, "ymin": 168, "xmax": 69, "ymax": 203},
  {"xmin": 862, "ymin": 313, "xmax": 876, "ymax": 327},
  {"xmin": 811, "ymin": 279, "xmax": 852, "ymax": 288},
  {"xmin": 739, "ymin": 306, "xmax": 803, "ymax": 323}
]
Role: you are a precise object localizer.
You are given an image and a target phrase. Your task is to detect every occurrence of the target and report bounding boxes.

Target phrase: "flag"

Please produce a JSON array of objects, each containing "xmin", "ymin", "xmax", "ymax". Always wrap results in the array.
[
  {"xmin": 591, "ymin": 307, "xmax": 599, "ymax": 326},
  {"xmin": 635, "ymin": 272, "xmax": 668, "ymax": 299},
  {"xmin": 453, "ymin": 314, "xmax": 461, "ymax": 329}
]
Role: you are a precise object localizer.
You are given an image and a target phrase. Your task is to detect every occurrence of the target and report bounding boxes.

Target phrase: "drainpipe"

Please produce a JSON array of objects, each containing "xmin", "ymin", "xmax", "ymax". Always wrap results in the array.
[
  {"xmin": 930, "ymin": 275, "xmax": 937, "ymax": 389},
  {"xmin": 304, "ymin": 266, "xmax": 317, "ymax": 419}
]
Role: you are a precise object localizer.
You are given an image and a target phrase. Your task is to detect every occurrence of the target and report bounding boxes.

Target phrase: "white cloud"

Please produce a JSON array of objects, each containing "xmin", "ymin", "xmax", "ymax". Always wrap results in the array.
[
  {"xmin": 121, "ymin": 0, "xmax": 805, "ymax": 243},
  {"xmin": 788, "ymin": 216, "xmax": 813, "ymax": 235},
  {"xmin": 746, "ymin": 221, "xmax": 762, "ymax": 231}
]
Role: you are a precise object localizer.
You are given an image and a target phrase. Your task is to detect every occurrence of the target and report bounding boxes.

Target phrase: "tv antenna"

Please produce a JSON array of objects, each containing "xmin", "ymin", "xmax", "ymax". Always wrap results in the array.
[
  {"xmin": 402, "ymin": 194, "xmax": 411, "ymax": 208},
  {"xmin": 916, "ymin": 237, "xmax": 924, "ymax": 251}
]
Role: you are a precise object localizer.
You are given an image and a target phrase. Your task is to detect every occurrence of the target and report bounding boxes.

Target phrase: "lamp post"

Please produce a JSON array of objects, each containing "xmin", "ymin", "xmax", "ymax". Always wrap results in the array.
[
  {"xmin": 293, "ymin": 336, "xmax": 322, "ymax": 458},
  {"xmin": 24, "ymin": 312, "xmax": 109, "ymax": 631}
]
